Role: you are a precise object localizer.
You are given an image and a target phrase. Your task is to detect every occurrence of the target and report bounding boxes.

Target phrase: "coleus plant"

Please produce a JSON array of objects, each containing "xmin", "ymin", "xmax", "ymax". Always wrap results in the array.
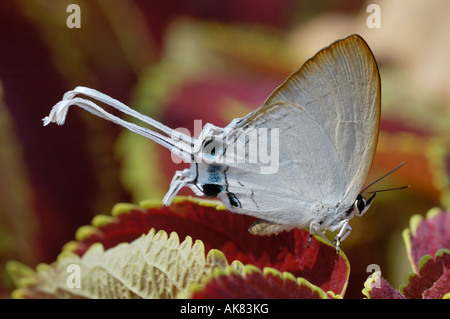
[
  {"xmin": 7, "ymin": 197, "xmax": 348, "ymax": 299},
  {"xmin": 6, "ymin": 198, "xmax": 449, "ymax": 299},
  {"xmin": 363, "ymin": 208, "xmax": 450, "ymax": 299}
]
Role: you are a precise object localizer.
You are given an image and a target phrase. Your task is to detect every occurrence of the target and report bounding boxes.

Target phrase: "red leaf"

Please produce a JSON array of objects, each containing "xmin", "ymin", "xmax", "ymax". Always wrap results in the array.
[
  {"xmin": 423, "ymin": 268, "xmax": 450, "ymax": 299},
  {"xmin": 68, "ymin": 197, "xmax": 349, "ymax": 296},
  {"xmin": 191, "ymin": 266, "xmax": 330, "ymax": 299},
  {"xmin": 362, "ymin": 271, "xmax": 406, "ymax": 299},
  {"xmin": 404, "ymin": 209, "xmax": 450, "ymax": 272},
  {"xmin": 401, "ymin": 249, "xmax": 450, "ymax": 299}
]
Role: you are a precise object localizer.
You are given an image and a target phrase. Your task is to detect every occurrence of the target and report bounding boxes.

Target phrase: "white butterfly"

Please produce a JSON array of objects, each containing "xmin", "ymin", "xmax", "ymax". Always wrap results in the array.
[{"xmin": 44, "ymin": 34, "xmax": 387, "ymax": 252}]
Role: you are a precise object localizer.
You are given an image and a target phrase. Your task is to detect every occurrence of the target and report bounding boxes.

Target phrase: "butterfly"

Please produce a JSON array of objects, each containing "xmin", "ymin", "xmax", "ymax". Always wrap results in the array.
[{"xmin": 44, "ymin": 34, "xmax": 403, "ymax": 252}]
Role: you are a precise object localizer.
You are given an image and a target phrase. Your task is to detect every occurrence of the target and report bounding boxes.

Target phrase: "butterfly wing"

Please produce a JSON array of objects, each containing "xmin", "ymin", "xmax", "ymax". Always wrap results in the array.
[
  {"xmin": 218, "ymin": 35, "xmax": 381, "ymax": 228},
  {"xmin": 218, "ymin": 102, "xmax": 348, "ymax": 226}
]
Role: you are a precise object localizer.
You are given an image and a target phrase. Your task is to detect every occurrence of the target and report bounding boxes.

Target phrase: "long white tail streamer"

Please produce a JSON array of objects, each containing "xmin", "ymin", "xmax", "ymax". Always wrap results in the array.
[{"xmin": 43, "ymin": 86, "xmax": 194, "ymax": 162}]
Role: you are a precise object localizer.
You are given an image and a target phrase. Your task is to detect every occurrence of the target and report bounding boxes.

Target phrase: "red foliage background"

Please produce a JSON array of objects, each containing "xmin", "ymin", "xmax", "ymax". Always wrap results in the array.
[{"xmin": 1, "ymin": 1, "xmax": 449, "ymax": 299}]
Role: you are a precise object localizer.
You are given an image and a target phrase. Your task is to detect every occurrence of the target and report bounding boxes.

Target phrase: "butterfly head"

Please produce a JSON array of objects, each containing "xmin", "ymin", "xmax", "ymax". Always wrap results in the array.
[
  {"xmin": 163, "ymin": 123, "xmax": 230, "ymax": 205},
  {"xmin": 352, "ymin": 193, "xmax": 375, "ymax": 218}
]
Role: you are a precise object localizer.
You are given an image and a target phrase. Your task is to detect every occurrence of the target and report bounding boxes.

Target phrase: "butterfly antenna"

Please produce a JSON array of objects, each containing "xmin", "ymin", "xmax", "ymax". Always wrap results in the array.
[
  {"xmin": 363, "ymin": 185, "xmax": 410, "ymax": 195},
  {"xmin": 360, "ymin": 162, "xmax": 407, "ymax": 195}
]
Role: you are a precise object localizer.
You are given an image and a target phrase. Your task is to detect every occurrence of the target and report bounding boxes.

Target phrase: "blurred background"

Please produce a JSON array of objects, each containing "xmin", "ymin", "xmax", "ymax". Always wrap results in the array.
[{"xmin": 0, "ymin": 0, "xmax": 449, "ymax": 298}]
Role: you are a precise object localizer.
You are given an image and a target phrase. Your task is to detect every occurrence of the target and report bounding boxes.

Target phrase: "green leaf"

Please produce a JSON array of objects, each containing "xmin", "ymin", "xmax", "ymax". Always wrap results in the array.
[{"xmin": 8, "ymin": 229, "xmax": 228, "ymax": 299}]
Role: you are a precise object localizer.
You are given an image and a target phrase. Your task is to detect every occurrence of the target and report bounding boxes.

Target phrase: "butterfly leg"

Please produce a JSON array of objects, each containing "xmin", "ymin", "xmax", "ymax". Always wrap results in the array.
[
  {"xmin": 163, "ymin": 168, "xmax": 192, "ymax": 206},
  {"xmin": 333, "ymin": 219, "xmax": 351, "ymax": 253},
  {"xmin": 307, "ymin": 221, "xmax": 320, "ymax": 248}
]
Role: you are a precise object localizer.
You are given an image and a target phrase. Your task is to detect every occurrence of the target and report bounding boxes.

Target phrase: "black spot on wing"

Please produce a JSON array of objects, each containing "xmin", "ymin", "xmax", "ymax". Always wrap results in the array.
[
  {"xmin": 202, "ymin": 184, "xmax": 224, "ymax": 197},
  {"xmin": 227, "ymin": 192, "xmax": 241, "ymax": 208}
]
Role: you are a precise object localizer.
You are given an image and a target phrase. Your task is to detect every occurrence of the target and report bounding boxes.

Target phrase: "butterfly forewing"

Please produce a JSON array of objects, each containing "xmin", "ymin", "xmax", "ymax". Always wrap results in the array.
[{"xmin": 220, "ymin": 35, "xmax": 380, "ymax": 227}]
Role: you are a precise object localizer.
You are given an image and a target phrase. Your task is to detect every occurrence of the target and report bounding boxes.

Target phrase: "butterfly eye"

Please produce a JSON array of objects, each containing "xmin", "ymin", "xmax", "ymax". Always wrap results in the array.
[
  {"xmin": 354, "ymin": 196, "xmax": 367, "ymax": 215},
  {"xmin": 202, "ymin": 139, "xmax": 223, "ymax": 158}
]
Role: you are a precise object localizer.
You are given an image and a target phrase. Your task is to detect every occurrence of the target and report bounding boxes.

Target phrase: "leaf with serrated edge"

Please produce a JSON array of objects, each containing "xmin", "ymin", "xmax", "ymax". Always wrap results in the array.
[
  {"xmin": 187, "ymin": 263, "xmax": 332, "ymax": 299},
  {"xmin": 400, "ymin": 249, "xmax": 450, "ymax": 299},
  {"xmin": 10, "ymin": 229, "xmax": 229, "ymax": 299},
  {"xmin": 64, "ymin": 196, "xmax": 350, "ymax": 296},
  {"xmin": 362, "ymin": 271, "xmax": 405, "ymax": 299},
  {"xmin": 10, "ymin": 196, "xmax": 350, "ymax": 298},
  {"xmin": 402, "ymin": 208, "xmax": 450, "ymax": 273},
  {"xmin": 422, "ymin": 268, "xmax": 450, "ymax": 299}
]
